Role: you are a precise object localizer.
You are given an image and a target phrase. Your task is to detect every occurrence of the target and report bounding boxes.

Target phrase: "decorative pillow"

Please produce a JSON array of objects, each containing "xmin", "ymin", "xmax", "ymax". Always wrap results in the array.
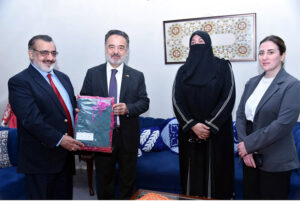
[
  {"xmin": 139, "ymin": 117, "xmax": 166, "ymax": 131},
  {"xmin": 0, "ymin": 129, "xmax": 12, "ymax": 168},
  {"xmin": 139, "ymin": 126, "xmax": 166, "ymax": 154},
  {"xmin": 233, "ymin": 121, "xmax": 239, "ymax": 155},
  {"xmin": 161, "ymin": 117, "xmax": 179, "ymax": 154},
  {"xmin": 138, "ymin": 148, "xmax": 143, "ymax": 157}
]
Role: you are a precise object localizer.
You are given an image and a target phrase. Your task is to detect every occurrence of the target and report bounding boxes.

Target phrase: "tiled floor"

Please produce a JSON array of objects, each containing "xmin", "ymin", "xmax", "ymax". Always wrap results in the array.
[{"xmin": 73, "ymin": 168, "xmax": 97, "ymax": 200}]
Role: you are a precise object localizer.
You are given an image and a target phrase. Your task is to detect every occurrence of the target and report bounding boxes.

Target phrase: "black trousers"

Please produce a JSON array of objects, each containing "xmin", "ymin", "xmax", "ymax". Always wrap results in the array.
[
  {"xmin": 95, "ymin": 127, "xmax": 137, "ymax": 200},
  {"xmin": 25, "ymin": 155, "xmax": 73, "ymax": 200},
  {"xmin": 243, "ymin": 165, "xmax": 291, "ymax": 199},
  {"xmin": 243, "ymin": 120, "xmax": 291, "ymax": 199}
]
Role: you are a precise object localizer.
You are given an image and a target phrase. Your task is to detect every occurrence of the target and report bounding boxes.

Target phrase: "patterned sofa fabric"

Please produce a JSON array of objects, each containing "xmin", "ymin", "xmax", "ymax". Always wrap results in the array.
[{"xmin": 0, "ymin": 127, "xmax": 26, "ymax": 200}]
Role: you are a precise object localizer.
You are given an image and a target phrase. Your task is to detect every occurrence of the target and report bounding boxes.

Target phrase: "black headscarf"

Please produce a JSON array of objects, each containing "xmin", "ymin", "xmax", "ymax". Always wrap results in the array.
[{"xmin": 181, "ymin": 30, "xmax": 218, "ymax": 86}]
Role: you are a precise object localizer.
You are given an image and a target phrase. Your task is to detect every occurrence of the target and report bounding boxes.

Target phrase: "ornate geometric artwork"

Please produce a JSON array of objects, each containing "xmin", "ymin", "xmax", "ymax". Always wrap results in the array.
[{"xmin": 163, "ymin": 13, "xmax": 256, "ymax": 64}]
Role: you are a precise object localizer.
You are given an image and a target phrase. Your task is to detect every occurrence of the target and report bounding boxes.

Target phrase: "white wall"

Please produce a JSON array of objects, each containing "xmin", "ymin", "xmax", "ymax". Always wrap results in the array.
[{"xmin": 1, "ymin": 0, "xmax": 300, "ymax": 120}]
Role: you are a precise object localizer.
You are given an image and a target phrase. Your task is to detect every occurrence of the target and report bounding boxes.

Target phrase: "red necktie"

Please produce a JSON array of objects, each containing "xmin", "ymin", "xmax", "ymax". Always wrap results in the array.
[{"xmin": 47, "ymin": 73, "xmax": 73, "ymax": 137}]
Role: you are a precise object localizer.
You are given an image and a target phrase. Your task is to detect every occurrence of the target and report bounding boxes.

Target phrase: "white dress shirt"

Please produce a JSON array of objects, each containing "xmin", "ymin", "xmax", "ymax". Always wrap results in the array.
[{"xmin": 245, "ymin": 76, "xmax": 274, "ymax": 122}]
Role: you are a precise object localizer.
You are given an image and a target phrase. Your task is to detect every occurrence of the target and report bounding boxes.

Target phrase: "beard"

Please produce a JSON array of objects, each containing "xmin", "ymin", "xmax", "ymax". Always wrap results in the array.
[
  {"xmin": 32, "ymin": 59, "xmax": 56, "ymax": 72},
  {"xmin": 105, "ymin": 52, "xmax": 128, "ymax": 67}
]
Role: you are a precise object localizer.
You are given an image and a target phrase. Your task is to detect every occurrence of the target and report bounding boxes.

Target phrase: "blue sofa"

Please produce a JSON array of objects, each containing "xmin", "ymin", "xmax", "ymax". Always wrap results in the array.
[
  {"xmin": 2, "ymin": 119, "xmax": 300, "ymax": 199},
  {"xmin": 137, "ymin": 117, "xmax": 300, "ymax": 199},
  {"xmin": 136, "ymin": 117, "xmax": 181, "ymax": 193},
  {"xmin": 0, "ymin": 127, "xmax": 26, "ymax": 200}
]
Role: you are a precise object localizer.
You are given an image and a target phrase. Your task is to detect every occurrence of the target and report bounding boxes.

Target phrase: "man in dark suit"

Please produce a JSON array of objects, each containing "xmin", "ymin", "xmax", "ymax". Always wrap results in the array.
[
  {"xmin": 8, "ymin": 35, "xmax": 84, "ymax": 199},
  {"xmin": 80, "ymin": 29, "xmax": 149, "ymax": 199}
]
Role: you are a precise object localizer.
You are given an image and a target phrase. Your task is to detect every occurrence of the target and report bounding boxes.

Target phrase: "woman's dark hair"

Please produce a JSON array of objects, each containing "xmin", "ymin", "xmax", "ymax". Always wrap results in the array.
[
  {"xmin": 28, "ymin": 35, "xmax": 53, "ymax": 50},
  {"xmin": 260, "ymin": 35, "xmax": 286, "ymax": 55}
]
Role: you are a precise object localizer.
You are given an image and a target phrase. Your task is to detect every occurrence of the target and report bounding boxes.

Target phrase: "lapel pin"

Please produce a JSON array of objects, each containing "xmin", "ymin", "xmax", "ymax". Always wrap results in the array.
[{"xmin": 125, "ymin": 74, "xmax": 130, "ymax": 78}]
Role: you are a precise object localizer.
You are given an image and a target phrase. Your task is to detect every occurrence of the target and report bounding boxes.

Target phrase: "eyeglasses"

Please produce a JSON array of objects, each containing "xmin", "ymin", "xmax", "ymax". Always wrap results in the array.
[{"xmin": 31, "ymin": 48, "xmax": 59, "ymax": 57}]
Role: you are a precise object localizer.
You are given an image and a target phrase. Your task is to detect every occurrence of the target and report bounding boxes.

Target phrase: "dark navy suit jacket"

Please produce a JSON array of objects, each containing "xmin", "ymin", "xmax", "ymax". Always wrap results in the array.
[{"xmin": 8, "ymin": 64, "xmax": 77, "ymax": 174}]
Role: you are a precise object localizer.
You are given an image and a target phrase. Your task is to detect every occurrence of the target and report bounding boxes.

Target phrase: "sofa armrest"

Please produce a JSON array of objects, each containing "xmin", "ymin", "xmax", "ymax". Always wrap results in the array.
[{"xmin": 7, "ymin": 128, "xmax": 18, "ymax": 166}]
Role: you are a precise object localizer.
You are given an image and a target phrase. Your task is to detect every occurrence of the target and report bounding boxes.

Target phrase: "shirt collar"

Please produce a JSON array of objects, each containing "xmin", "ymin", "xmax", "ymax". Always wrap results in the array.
[
  {"xmin": 106, "ymin": 62, "xmax": 124, "ymax": 74},
  {"xmin": 31, "ymin": 62, "xmax": 54, "ymax": 77}
]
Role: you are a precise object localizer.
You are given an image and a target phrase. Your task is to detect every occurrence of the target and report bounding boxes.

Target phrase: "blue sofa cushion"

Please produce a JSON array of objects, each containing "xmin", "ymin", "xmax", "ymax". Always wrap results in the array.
[
  {"xmin": 293, "ymin": 122, "xmax": 300, "ymax": 162},
  {"xmin": 0, "ymin": 129, "xmax": 12, "ymax": 168},
  {"xmin": 140, "ymin": 126, "xmax": 166, "ymax": 152},
  {"xmin": 161, "ymin": 117, "xmax": 179, "ymax": 154},
  {"xmin": 136, "ymin": 150, "xmax": 181, "ymax": 194},
  {"xmin": 0, "ymin": 166, "xmax": 26, "ymax": 199}
]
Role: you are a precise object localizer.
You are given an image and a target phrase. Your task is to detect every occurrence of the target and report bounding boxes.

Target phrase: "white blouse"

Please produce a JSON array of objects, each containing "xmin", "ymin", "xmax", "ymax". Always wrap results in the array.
[{"xmin": 245, "ymin": 77, "xmax": 274, "ymax": 122}]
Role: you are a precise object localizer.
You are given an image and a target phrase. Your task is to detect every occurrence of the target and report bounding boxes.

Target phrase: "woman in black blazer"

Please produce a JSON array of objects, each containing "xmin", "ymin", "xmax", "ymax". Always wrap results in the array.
[{"xmin": 236, "ymin": 35, "xmax": 300, "ymax": 199}]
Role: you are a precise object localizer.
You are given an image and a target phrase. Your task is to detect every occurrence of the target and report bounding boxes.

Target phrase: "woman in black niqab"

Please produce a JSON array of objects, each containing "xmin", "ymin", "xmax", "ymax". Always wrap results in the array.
[
  {"xmin": 172, "ymin": 30, "xmax": 236, "ymax": 199},
  {"xmin": 181, "ymin": 30, "xmax": 217, "ymax": 86}
]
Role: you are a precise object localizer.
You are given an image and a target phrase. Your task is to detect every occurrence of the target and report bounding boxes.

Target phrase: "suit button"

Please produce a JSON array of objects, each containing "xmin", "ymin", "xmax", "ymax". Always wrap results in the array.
[{"xmin": 64, "ymin": 119, "xmax": 68, "ymax": 122}]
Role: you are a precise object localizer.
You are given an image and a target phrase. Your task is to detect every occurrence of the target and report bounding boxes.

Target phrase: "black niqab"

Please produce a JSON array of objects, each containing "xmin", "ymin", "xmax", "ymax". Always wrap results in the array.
[{"xmin": 182, "ymin": 30, "xmax": 218, "ymax": 86}]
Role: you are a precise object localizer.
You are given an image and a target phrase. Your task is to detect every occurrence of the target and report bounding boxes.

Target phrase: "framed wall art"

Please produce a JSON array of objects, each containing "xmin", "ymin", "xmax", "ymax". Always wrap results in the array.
[{"xmin": 163, "ymin": 13, "xmax": 256, "ymax": 64}]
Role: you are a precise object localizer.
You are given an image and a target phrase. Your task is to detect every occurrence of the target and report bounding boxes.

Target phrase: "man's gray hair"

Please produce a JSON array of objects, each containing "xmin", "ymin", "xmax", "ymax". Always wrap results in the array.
[{"xmin": 105, "ymin": 30, "xmax": 129, "ymax": 48}]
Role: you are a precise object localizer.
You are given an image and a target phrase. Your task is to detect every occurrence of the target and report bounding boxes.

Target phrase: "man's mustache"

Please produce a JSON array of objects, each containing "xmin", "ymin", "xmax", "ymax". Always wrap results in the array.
[{"xmin": 43, "ymin": 60, "xmax": 55, "ymax": 63}]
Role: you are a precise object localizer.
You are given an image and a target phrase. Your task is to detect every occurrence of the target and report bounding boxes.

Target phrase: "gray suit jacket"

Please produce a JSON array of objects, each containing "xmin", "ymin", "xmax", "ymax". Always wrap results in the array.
[{"xmin": 236, "ymin": 68, "xmax": 300, "ymax": 172}]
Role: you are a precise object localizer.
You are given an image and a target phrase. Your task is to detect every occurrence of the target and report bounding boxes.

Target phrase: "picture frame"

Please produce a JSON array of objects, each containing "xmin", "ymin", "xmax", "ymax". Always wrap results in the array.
[{"xmin": 163, "ymin": 13, "xmax": 256, "ymax": 64}]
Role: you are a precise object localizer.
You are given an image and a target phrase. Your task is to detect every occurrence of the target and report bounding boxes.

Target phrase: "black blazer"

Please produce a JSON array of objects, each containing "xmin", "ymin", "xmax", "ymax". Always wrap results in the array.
[
  {"xmin": 8, "ymin": 65, "xmax": 77, "ymax": 174},
  {"xmin": 80, "ymin": 63, "xmax": 149, "ymax": 152}
]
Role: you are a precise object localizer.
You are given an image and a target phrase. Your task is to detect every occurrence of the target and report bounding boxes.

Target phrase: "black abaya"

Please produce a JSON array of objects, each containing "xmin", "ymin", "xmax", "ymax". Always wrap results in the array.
[{"xmin": 172, "ymin": 39, "xmax": 236, "ymax": 198}]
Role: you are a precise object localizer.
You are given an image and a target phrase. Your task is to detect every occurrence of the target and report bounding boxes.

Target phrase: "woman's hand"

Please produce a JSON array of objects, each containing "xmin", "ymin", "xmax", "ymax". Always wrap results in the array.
[
  {"xmin": 242, "ymin": 154, "xmax": 256, "ymax": 168},
  {"xmin": 191, "ymin": 123, "xmax": 210, "ymax": 140},
  {"xmin": 238, "ymin": 141, "xmax": 248, "ymax": 158}
]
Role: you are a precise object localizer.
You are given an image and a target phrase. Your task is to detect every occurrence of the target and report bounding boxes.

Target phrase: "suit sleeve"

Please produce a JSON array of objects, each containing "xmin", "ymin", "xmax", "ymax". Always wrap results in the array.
[
  {"xmin": 126, "ymin": 72, "xmax": 149, "ymax": 117},
  {"xmin": 8, "ymin": 76, "xmax": 63, "ymax": 148},
  {"xmin": 172, "ymin": 69, "xmax": 198, "ymax": 132},
  {"xmin": 244, "ymin": 80, "xmax": 300, "ymax": 153},
  {"xmin": 204, "ymin": 61, "xmax": 236, "ymax": 135},
  {"xmin": 80, "ymin": 69, "xmax": 93, "ymax": 95}
]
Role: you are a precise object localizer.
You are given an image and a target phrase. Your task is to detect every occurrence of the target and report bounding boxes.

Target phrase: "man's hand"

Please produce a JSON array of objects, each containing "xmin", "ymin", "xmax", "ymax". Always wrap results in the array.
[
  {"xmin": 191, "ymin": 123, "xmax": 210, "ymax": 140},
  {"xmin": 75, "ymin": 108, "xmax": 80, "ymax": 113},
  {"xmin": 60, "ymin": 135, "xmax": 84, "ymax": 152},
  {"xmin": 112, "ymin": 103, "xmax": 128, "ymax": 116}
]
